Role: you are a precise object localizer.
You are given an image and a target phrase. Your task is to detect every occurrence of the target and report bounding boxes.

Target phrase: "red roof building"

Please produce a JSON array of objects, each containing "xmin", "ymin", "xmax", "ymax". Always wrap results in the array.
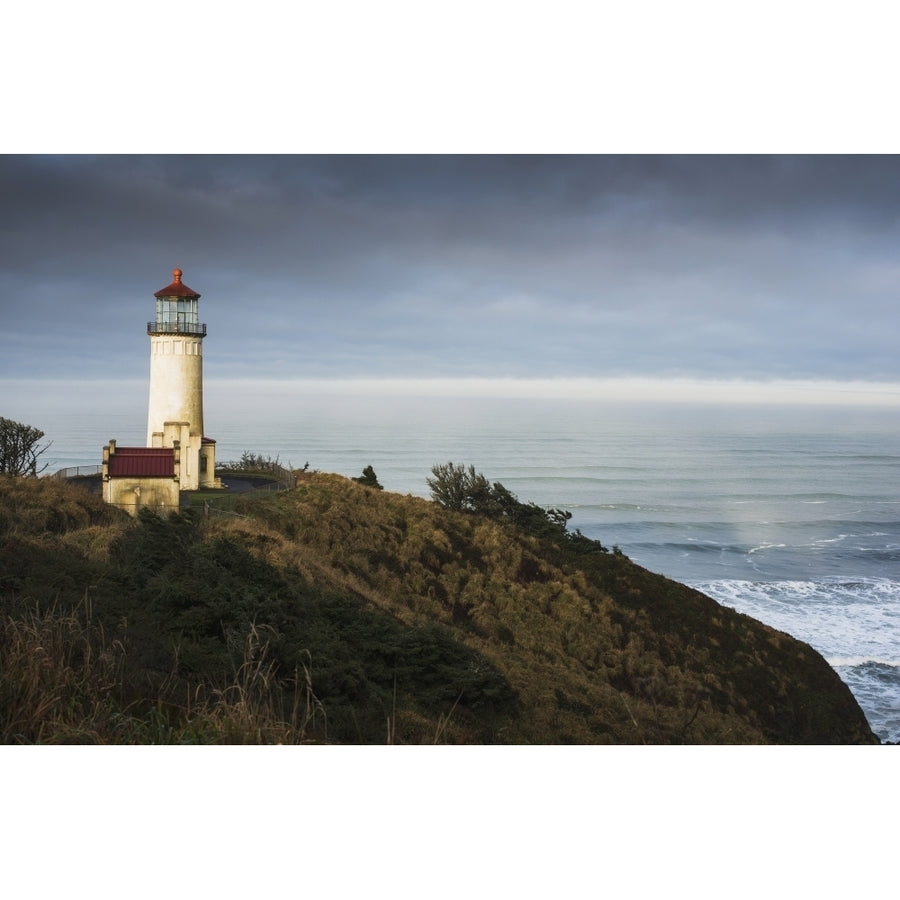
[{"xmin": 102, "ymin": 439, "xmax": 181, "ymax": 516}]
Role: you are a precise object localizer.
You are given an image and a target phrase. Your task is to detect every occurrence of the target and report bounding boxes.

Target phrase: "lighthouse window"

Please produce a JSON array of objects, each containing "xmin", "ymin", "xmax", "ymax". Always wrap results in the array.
[
  {"xmin": 177, "ymin": 298, "xmax": 199, "ymax": 330},
  {"xmin": 157, "ymin": 299, "xmax": 177, "ymax": 326},
  {"xmin": 154, "ymin": 297, "xmax": 200, "ymax": 332}
]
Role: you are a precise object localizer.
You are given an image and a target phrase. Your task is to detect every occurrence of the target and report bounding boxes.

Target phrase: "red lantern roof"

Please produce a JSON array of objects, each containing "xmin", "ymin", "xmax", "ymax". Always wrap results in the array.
[{"xmin": 154, "ymin": 267, "xmax": 201, "ymax": 299}]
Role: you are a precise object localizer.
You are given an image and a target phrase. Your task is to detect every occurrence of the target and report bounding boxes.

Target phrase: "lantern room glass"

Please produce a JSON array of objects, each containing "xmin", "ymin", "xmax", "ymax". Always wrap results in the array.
[{"xmin": 155, "ymin": 297, "xmax": 199, "ymax": 331}]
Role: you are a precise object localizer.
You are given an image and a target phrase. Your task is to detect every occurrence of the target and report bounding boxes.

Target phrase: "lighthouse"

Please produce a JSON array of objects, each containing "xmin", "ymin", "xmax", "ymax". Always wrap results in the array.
[
  {"xmin": 146, "ymin": 267, "xmax": 218, "ymax": 490},
  {"xmin": 101, "ymin": 267, "xmax": 220, "ymax": 515}
]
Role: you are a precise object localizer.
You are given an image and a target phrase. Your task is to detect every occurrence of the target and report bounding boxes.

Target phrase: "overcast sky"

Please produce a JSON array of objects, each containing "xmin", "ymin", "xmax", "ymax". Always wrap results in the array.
[{"xmin": 2, "ymin": 154, "xmax": 899, "ymax": 391}]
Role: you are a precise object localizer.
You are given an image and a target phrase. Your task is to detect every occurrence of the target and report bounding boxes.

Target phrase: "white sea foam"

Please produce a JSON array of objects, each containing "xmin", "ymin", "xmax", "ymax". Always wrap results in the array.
[
  {"xmin": 748, "ymin": 542, "xmax": 787, "ymax": 554},
  {"xmin": 829, "ymin": 657, "xmax": 900, "ymax": 668}
]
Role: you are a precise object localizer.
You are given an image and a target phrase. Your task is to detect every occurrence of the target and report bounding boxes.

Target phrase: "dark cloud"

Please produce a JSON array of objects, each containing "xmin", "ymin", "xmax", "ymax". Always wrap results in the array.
[{"xmin": 2, "ymin": 154, "xmax": 899, "ymax": 382}]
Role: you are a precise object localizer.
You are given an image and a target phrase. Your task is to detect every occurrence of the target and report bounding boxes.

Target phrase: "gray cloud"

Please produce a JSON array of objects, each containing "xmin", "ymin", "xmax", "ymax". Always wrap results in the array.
[{"xmin": 2, "ymin": 154, "xmax": 899, "ymax": 383}]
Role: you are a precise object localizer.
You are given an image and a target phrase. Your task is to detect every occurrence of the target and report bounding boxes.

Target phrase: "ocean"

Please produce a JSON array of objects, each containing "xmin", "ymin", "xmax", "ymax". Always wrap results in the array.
[{"xmin": 28, "ymin": 387, "xmax": 900, "ymax": 744}]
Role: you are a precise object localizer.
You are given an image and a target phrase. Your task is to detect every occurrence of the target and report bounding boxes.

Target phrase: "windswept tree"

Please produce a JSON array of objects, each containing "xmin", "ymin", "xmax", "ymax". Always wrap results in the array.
[
  {"xmin": 0, "ymin": 417, "xmax": 52, "ymax": 476},
  {"xmin": 427, "ymin": 461, "xmax": 589, "ymax": 547},
  {"xmin": 426, "ymin": 463, "xmax": 492, "ymax": 512}
]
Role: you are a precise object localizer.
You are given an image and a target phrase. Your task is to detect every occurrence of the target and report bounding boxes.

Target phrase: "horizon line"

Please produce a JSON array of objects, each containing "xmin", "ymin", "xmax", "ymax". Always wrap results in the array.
[{"xmin": 4, "ymin": 375, "xmax": 900, "ymax": 406}]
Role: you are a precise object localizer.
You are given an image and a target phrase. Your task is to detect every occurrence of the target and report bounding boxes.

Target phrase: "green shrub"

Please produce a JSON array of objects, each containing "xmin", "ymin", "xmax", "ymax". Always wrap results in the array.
[
  {"xmin": 352, "ymin": 465, "xmax": 383, "ymax": 490},
  {"xmin": 427, "ymin": 462, "xmax": 606, "ymax": 552}
]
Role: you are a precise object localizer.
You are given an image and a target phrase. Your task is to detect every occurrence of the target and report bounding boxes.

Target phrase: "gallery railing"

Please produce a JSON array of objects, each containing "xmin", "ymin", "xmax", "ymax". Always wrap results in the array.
[{"xmin": 147, "ymin": 321, "xmax": 207, "ymax": 336}]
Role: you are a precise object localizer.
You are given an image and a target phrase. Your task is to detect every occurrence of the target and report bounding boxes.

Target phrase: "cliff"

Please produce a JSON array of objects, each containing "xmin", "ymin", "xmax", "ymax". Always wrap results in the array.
[{"xmin": 0, "ymin": 472, "xmax": 879, "ymax": 743}]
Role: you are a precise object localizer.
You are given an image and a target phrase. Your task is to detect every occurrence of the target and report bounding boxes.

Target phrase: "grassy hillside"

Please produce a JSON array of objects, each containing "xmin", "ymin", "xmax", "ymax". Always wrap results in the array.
[{"xmin": 0, "ymin": 471, "xmax": 878, "ymax": 743}]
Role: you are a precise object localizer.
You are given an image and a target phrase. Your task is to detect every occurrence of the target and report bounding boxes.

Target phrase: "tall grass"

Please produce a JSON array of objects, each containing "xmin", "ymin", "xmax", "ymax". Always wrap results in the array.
[{"xmin": 0, "ymin": 602, "xmax": 324, "ymax": 744}]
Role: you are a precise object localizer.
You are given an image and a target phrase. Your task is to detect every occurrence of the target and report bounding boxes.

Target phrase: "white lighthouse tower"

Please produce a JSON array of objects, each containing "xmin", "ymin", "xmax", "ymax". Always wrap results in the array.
[{"xmin": 146, "ymin": 267, "xmax": 219, "ymax": 490}]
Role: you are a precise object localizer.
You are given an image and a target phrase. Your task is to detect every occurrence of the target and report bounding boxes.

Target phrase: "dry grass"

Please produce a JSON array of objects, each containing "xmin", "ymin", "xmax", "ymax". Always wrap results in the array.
[
  {"xmin": 0, "ymin": 603, "xmax": 325, "ymax": 744},
  {"xmin": 177, "ymin": 625, "xmax": 327, "ymax": 744},
  {"xmin": 0, "ymin": 600, "xmax": 127, "ymax": 743},
  {"xmin": 0, "ymin": 473, "xmax": 124, "ymax": 536}
]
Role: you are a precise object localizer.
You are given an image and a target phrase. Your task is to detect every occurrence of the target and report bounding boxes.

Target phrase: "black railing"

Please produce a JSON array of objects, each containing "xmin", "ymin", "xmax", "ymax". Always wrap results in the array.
[
  {"xmin": 49, "ymin": 464, "xmax": 103, "ymax": 479},
  {"xmin": 147, "ymin": 321, "xmax": 207, "ymax": 336}
]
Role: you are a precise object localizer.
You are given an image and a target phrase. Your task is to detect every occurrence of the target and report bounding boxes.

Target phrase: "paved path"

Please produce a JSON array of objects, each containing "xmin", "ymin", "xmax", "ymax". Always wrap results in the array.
[
  {"xmin": 66, "ymin": 473, "xmax": 281, "ymax": 498},
  {"xmin": 213, "ymin": 476, "xmax": 279, "ymax": 493}
]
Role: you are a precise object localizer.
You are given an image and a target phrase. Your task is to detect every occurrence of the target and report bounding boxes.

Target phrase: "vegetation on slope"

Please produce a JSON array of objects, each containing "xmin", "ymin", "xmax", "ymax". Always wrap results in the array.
[{"xmin": 0, "ymin": 471, "xmax": 878, "ymax": 744}]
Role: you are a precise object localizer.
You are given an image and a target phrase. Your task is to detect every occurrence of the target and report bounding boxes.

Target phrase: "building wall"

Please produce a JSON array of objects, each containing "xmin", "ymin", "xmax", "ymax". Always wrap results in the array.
[
  {"xmin": 148, "ymin": 423, "xmax": 220, "ymax": 491},
  {"xmin": 199, "ymin": 442, "xmax": 220, "ymax": 489},
  {"xmin": 147, "ymin": 334, "xmax": 211, "ymax": 490},
  {"xmin": 146, "ymin": 335, "xmax": 204, "ymax": 446},
  {"xmin": 104, "ymin": 476, "xmax": 180, "ymax": 517}
]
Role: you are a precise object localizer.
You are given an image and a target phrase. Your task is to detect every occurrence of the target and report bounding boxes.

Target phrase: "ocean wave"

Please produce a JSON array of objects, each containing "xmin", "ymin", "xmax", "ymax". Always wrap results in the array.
[
  {"xmin": 578, "ymin": 503, "xmax": 685, "ymax": 513},
  {"xmin": 828, "ymin": 657, "xmax": 900, "ymax": 668},
  {"xmin": 632, "ymin": 539, "xmax": 749, "ymax": 557},
  {"xmin": 810, "ymin": 534, "xmax": 850, "ymax": 545},
  {"xmin": 692, "ymin": 575, "xmax": 900, "ymax": 600}
]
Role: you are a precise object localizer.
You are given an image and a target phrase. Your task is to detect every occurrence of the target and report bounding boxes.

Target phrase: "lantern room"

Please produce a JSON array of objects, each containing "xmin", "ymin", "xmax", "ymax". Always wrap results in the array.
[{"xmin": 148, "ymin": 268, "xmax": 206, "ymax": 336}]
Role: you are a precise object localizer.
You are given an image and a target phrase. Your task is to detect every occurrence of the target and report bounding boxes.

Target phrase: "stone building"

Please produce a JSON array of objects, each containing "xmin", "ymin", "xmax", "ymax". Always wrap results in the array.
[{"xmin": 101, "ymin": 441, "xmax": 180, "ymax": 515}]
